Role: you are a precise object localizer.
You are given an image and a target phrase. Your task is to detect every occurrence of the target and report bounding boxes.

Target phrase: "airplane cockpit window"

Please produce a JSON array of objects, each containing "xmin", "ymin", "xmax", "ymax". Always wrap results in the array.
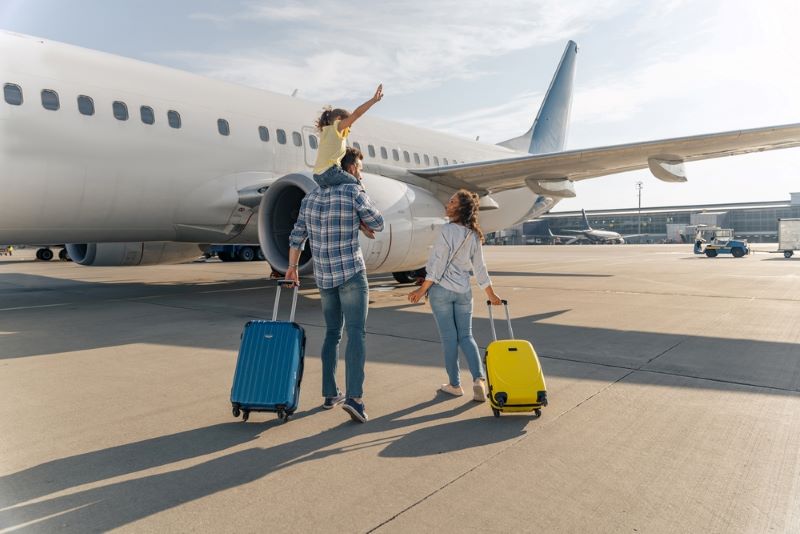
[
  {"xmin": 292, "ymin": 131, "xmax": 302, "ymax": 147},
  {"xmin": 403, "ymin": 151, "xmax": 410, "ymax": 163},
  {"xmin": 3, "ymin": 83, "xmax": 22, "ymax": 105},
  {"xmin": 140, "ymin": 105, "xmax": 154, "ymax": 124},
  {"xmin": 380, "ymin": 146, "xmax": 388, "ymax": 159},
  {"xmin": 218, "ymin": 119, "xmax": 230, "ymax": 136},
  {"xmin": 277, "ymin": 129, "xmax": 287, "ymax": 144},
  {"xmin": 392, "ymin": 149, "xmax": 399, "ymax": 161},
  {"xmin": 167, "ymin": 110, "xmax": 181, "ymax": 128},
  {"xmin": 258, "ymin": 126, "xmax": 270, "ymax": 142},
  {"xmin": 433, "ymin": 156, "xmax": 440, "ymax": 166},
  {"xmin": 41, "ymin": 90, "xmax": 59, "ymax": 111},
  {"xmin": 78, "ymin": 95, "xmax": 95, "ymax": 116},
  {"xmin": 424, "ymin": 154, "xmax": 430, "ymax": 165},
  {"xmin": 413, "ymin": 153, "xmax": 420, "ymax": 164},
  {"xmin": 309, "ymin": 135, "xmax": 319, "ymax": 149},
  {"xmin": 368, "ymin": 145, "xmax": 376, "ymax": 157},
  {"xmin": 113, "ymin": 101, "xmax": 129, "ymax": 121}
]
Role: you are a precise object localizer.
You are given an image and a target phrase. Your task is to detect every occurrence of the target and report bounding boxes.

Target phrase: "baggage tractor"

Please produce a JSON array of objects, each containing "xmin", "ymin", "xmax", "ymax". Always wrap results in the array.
[
  {"xmin": 231, "ymin": 280, "xmax": 305, "ymax": 422},
  {"xmin": 484, "ymin": 300, "xmax": 548, "ymax": 418}
]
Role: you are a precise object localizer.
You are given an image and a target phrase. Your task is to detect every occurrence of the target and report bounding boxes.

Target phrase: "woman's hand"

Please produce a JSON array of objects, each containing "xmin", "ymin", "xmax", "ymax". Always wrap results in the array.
[
  {"xmin": 407, "ymin": 288, "xmax": 426, "ymax": 304},
  {"xmin": 486, "ymin": 287, "xmax": 502, "ymax": 305}
]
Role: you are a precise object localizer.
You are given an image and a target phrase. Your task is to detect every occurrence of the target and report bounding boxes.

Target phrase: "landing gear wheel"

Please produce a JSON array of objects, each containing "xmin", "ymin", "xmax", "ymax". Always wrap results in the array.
[
  {"xmin": 534, "ymin": 409, "xmax": 542, "ymax": 417},
  {"xmin": 492, "ymin": 408, "xmax": 500, "ymax": 418},
  {"xmin": 256, "ymin": 248, "xmax": 266, "ymax": 261},
  {"xmin": 238, "ymin": 247, "xmax": 256, "ymax": 262},
  {"xmin": 58, "ymin": 248, "xmax": 70, "ymax": 261},
  {"xmin": 392, "ymin": 271, "xmax": 415, "ymax": 284},
  {"xmin": 232, "ymin": 405, "xmax": 241, "ymax": 418},
  {"xmin": 242, "ymin": 410, "xmax": 250, "ymax": 422}
]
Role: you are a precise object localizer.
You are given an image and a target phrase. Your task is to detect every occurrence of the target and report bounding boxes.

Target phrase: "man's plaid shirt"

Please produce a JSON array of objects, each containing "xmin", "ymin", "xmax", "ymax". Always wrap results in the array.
[{"xmin": 289, "ymin": 183, "xmax": 384, "ymax": 289}]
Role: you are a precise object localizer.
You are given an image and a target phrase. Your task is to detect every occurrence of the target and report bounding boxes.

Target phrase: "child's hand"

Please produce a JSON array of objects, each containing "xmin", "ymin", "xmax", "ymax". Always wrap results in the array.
[{"xmin": 373, "ymin": 84, "xmax": 383, "ymax": 102}]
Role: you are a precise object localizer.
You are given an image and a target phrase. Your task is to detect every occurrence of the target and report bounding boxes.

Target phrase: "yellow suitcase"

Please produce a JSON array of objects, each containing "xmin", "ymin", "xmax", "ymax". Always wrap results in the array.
[{"xmin": 485, "ymin": 300, "xmax": 548, "ymax": 418}]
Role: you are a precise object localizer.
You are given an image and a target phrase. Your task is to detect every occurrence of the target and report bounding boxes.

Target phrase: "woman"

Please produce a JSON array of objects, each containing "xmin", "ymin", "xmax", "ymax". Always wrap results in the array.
[{"xmin": 408, "ymin": 190, "xmax": 502, "ymax": 401}]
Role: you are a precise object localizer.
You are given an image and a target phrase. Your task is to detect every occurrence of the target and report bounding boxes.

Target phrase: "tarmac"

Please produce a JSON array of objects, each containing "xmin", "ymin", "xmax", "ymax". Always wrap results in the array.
[{"xmin": 1, "ymin": 244, "xmax": 799, "ymax": 533}]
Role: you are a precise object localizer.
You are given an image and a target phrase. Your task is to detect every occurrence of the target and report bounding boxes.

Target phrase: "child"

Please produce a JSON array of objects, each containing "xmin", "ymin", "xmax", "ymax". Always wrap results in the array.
[{"xmin": 313, "ymin": 84, "xmax": 383, "ymax": 188}]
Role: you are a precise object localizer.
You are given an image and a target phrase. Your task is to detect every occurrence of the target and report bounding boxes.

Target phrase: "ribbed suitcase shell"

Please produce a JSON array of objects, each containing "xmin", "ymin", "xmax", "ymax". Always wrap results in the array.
[
  {"xmin": 485, "ymin": 339, "xmax": 547, "ymax": 413},
  {"xmin": 231, "ymin": 320, "xmax": 305, "ymax": 414}
]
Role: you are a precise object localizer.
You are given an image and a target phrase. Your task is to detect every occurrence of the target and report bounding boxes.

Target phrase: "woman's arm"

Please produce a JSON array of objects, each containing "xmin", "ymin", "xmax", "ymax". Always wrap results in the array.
[
  {"xmin": 472, "ymin": 238, "xmax": 501, "ymax": 304},
  {"xmin": 338, "ymin": 84, "xmax": 383, "ymax": 131},
  {"xmin": 408, "ymin": 280, "xmax": 434, "ymax": 304}
]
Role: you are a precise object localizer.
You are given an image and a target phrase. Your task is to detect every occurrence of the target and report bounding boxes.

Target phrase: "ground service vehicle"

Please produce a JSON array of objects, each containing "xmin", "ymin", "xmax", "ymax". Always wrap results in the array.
[{"xmin": 776, "ymin": 218, "xmax": 800, "ymax": 258}]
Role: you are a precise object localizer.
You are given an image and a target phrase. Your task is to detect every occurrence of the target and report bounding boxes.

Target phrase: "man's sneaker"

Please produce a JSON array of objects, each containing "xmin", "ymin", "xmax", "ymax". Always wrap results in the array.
[
  {"xmin": 439, "ymin": 384, "xmax": 464, "ymax": 397},
  {"xmin": 472, "ymin": 378, "xmax": 487, "ymax": 402},
  {"xmin": 322, "ymin": 391, "xmax": 345, "ymax": 410},
  {"xmin": 342, "ymin": 398, "xmax": 368, "ymax": 423}
]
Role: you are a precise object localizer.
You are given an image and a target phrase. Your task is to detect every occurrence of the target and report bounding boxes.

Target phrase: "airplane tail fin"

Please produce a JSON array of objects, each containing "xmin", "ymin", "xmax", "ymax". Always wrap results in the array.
[
  {"xmin": 497, "ymin": 40, "xmax": 578, "ymax": 155},
  {"xmin": 581, "ymin": 208, "xmax": 592, "ymax": 230}
]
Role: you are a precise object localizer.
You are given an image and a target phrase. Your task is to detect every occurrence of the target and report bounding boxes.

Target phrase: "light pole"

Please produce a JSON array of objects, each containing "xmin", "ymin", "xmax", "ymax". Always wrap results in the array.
[{"xmin": 636, "ymin": 181, "xmax": 643, "ymax": 238}]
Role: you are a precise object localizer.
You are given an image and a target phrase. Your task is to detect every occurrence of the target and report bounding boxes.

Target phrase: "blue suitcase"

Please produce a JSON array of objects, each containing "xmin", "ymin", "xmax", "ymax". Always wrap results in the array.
[{"xmin": 231, "ymin": 280, "xmax": 305, "ymax": 422}]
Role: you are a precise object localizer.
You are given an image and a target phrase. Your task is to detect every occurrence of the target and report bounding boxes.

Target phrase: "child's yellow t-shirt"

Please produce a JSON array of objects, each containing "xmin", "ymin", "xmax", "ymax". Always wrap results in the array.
[{"xmin": 313, "ymin": 119, "xmax": 350, "ymax": 175}]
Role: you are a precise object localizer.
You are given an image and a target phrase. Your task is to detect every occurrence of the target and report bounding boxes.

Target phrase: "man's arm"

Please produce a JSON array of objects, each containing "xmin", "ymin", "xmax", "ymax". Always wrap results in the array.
[
  {"xmin": 286, "ymin": 196, "xmax": 309, "ymax": 286},
  {"xmin": 354, "ymin": 189, "xmax": 384, "ymax": 232}
]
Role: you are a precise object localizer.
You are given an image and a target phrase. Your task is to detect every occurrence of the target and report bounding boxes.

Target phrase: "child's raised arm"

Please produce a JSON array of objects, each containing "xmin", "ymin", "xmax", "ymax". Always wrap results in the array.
[{"xmin": 338, "ymin": 84, "xmax": 383, "ymax": 132}]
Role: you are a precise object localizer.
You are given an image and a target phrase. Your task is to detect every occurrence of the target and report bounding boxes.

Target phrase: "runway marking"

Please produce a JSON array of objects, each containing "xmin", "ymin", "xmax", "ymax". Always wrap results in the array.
[{"xmin": 0, "ymin": 303, "xmax": 70, "ymax": 312}]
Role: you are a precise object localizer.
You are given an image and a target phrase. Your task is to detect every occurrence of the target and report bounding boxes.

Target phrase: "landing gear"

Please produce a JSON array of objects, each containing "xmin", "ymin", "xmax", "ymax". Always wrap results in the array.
[
  {"xmin": 393, "ymin": 268, "xmax": 426, "ymax": 285},
  {"xmin": 58, "ymin": 248, "xmax": 70, "ymax": 261},
  {"xmin": 238, "ymin": 246, "xmax": 256, "ymax": 262},
  {"xmin": 36, "ymin": 248, "xmax": 54, "ymax": 261}
]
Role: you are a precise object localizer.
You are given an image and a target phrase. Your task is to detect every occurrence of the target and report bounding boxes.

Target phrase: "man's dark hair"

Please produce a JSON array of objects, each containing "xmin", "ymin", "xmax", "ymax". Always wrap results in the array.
[{"xmin": 340, "ymin": 146, "xmax": 363, "ymax": 171}]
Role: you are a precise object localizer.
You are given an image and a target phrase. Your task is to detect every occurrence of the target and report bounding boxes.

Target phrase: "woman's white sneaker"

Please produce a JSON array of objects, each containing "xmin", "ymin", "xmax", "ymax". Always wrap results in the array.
[
  {"xmin": 439, "ymin": 384, "xmax": 464, "ymax": 397},
  {"xmin": 473, "ymin": 378, "xmax": 487, "ymax": 402}
]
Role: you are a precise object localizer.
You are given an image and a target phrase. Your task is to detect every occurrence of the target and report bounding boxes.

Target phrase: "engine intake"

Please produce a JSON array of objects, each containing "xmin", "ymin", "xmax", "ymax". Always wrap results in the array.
[{"xmin": 65, "ymin": 242, "xmax": 204, "ymax": 266}]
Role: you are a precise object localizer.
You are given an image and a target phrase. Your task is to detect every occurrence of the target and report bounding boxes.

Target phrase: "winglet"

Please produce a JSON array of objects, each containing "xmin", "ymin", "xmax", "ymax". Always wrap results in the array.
[
  {"xmin": 581, "ymin": 209, "xmax": 592, "ymax": 230},
  {"xmin": 497, "ymin": 41, "xmax": 578, "ymax": 154}
]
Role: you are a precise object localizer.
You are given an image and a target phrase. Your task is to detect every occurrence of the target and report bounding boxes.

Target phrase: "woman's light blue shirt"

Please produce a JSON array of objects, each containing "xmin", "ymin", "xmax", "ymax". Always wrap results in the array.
[{"xmin": 425, "ymin": 222, "xmax": 491, "ymax": 294}]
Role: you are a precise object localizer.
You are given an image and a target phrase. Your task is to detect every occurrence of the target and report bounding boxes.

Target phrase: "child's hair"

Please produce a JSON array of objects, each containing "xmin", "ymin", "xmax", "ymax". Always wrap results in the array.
[
  {"xmin": 316, "ymin": 106, "xmax": 351, "ymax": 131},
  {"xmin": 453, "ymin": 189, "xmax": 484, "ymax": 243},
  {"xmin": 340, "ymin": 146, "xmax": 363, "ymax": 171}
]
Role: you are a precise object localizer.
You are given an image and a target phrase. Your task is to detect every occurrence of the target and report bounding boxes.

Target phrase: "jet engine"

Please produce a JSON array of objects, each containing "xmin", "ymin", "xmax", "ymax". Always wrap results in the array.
[
  {"xmin": 257, "ymin": 172, "xmax": 445, "ymax": 276},
  {"xmin": 65, "ymin": 242, "xmax": 205, "ymax": 266}
]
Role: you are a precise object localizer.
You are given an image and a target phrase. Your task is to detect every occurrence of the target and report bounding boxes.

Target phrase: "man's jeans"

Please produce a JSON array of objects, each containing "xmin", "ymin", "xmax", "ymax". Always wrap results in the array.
[
  {"xmin": 319, "ymin": 270, "xmax": 369, "ymax": 398},
  {"xmin": 428, "ymin": 284, "xmax": 485, "ymax": 387}
]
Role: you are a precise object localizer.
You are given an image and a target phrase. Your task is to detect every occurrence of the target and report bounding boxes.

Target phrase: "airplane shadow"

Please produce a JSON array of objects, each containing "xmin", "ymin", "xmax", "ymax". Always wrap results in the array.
[{"xmin": 0, "ymin": 396, "xmax": 527, "ymax": 532}]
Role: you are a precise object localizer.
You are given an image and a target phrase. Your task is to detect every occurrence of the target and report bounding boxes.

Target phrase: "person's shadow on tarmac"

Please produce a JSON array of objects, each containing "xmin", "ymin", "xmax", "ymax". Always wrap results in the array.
[{"xmin": 0, "ymin": 396, "xmax": 530, "ymax": 532}]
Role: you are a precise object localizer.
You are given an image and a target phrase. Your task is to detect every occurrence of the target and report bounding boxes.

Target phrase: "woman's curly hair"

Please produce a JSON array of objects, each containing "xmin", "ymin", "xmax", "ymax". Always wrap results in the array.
[
  {"xmin": 315, "ymin": 106, "xmax": 351, "ymax": 131},
  {"xmin": 452, "ymin": 189, "xmax": 484, "ymax": 243}
]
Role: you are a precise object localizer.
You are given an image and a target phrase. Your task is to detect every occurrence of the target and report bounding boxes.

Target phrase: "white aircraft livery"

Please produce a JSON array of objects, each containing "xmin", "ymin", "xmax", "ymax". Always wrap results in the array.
[{"xmin": 1, "ymin": 31, "xmax": 799, "ymax": 277}]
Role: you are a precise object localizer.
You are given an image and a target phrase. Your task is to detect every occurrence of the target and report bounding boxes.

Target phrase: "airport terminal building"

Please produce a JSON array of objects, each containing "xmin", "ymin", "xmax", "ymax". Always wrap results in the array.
[{"xmin": 489, "ymin": 192, "xmax": 800, "ymax": 245}]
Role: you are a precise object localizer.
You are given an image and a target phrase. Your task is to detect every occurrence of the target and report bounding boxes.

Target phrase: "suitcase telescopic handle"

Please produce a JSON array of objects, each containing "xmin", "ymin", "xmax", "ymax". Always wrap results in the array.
[
  {"xmin": 272, "ymin": 279, "xmax": 299, "ymax": 322},
  {"xmin": 486, "ymin": 299, "xmax": 513, "ymax": 341}
]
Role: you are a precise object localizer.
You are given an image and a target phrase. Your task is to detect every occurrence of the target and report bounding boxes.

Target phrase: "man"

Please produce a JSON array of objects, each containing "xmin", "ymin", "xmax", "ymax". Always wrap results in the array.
[{"xmin": 286, "ymin": 147, "xmax": 383, "ymax": 423}]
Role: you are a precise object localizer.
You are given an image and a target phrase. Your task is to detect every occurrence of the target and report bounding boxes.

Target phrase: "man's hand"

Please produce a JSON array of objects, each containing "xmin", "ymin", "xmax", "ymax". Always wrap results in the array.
[
  {"xmin": 360, "ymin": 221, "xmax": 375, "ymax": 239},
  {"xmin": 285, "ymin": 266, "xmax": 300, "ymax": 287}
]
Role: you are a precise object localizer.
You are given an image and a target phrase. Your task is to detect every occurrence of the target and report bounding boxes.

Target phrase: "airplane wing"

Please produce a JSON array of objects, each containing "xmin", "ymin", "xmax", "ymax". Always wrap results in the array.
[{"xmin": 409, "ymin": 123, "xmax": 800, "ymax": 193}]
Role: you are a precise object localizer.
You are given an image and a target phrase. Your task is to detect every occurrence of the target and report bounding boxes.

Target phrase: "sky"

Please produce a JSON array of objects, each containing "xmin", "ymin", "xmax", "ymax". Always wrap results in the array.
[{"xmin": 1, "ymin": 0, "xmax": 798, "ymax": 211}]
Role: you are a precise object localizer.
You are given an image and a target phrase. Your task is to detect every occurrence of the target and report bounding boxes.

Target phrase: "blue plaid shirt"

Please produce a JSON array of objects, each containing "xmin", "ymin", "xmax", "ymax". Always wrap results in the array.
[{"xmin": 289, "ymin": 184, "xmax": 384, "ymax": 289}]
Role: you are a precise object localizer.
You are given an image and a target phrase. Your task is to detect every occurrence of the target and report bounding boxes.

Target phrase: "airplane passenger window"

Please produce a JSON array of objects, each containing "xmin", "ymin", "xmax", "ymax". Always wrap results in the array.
[
  {"xmin": 380, "ymin": 147, "xmax": 388, "ymax": 159},
  {"xmin": 443, "ymin": 158, "xmax": 449, "ymax": 165},
  {"xmin": 433, "ymin": 156, "xmax": 440, "ymax": 166},
  {"xmin": 258, "ymin": 126, "xmax": 270, "ymax": 142},
  {"xmin": 277, "ymin": 129, "xmax": 287, "ymax": 144},
  {"xmin": 167, "ymin": 110, "xmax": 181, "ymax": 128},
  {"xmin": 424, "ymin": 155, "xmax": 430, "ymax": 165},
  {"xmin": 41, "ymin": 90, "xmax": 59, "ymax": 111},
  {"xmin": 140, "ymin": 105, "xmax": 154, "ymax": 124},
  {"xmin": 218, "ymin": 119, "xmax": 230, "ymax": 136},
  {"xmin": 113, "ymin": 101, "xmax": 129, "ymax": 121},
  {"xmin": 353, "ymin": 142, "xmax": 361, "ymax": 150},
  {"xmin": 413, "ymin": 153, "xmax": 420, "ymax": 164},
  {"xmin": 308, "ymin": 135, "xmax": 318, "ymax": 149},
  {"xmin": 78, "ymin": 95, "xmax": 95, "ymax": 116},
  {"xmin": 392, "ymin": 149, "xmax": 399, "ymax": 161},
  {"xmin": 403, "ymin": 151, "xmax": 410, "ymax": 163},
  {"xmin": 368, "ymin": 145, "xmax": 376, "ymax": 157},
  {"xmin": 3, "ymin": 83, "xmax": 22, "ymax": 105},
  {"xmin": 292, "ymin": 131, "xmax": 302, "ymax": 146}
]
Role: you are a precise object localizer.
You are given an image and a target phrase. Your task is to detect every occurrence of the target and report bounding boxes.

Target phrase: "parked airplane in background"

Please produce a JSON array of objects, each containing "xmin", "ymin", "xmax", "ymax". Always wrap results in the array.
[
  {"xmin": 1, "ymin": 31, "xmax": 799, "ymax": 282},
  {"xmin": 557, "ymin": 209, "xmax": 645, "ymax": 244}
]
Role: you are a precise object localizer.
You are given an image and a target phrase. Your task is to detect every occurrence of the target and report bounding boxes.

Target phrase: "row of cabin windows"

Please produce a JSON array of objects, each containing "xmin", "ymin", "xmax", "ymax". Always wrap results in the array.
[{"xmin": 3, "ymin": 83, "xmax": 460, "ymax": 165}]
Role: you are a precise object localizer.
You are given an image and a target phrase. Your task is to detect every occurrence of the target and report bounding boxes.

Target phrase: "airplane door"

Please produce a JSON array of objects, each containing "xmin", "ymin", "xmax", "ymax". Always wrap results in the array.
[{"xmin": 301, "ymin": 126, "xmax": 318, "ymax": 168}]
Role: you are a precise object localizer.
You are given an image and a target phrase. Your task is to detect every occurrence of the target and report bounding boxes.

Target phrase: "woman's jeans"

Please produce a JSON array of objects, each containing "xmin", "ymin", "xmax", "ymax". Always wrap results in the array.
[
  {"xmin": 318, "ymin": 270, "xmax": 369, "ymax": 398},
  {"xmin": 428, "ymin": 284, "xmax": 485, "ymax": 387},
  {"xmin": 313, "ymin": 165, "xmax": 359, "ymax": 188}
]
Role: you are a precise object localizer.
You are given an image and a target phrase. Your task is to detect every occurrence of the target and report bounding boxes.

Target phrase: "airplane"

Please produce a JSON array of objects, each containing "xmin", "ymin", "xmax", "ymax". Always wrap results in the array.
[
  {"xmin": 557, "ymin": 209, "xmax": 645, "ymax": 244},
  {"xmin": 1, "ymin": 31, "xmax": 800, "ymax": 284}
]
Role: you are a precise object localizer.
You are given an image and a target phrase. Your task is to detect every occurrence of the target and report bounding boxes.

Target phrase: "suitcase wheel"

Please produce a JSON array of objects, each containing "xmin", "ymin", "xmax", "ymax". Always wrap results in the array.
[
  {"xmin": 242, "ymin": 410, "xmax": 250, "ymax": 422},
  {"xmin": 534, "ymin": 409, "xmax": 542, "ymax": 418},
  {"xmin": 232, "ymin": 405, "xmax": 241, "ymax": 418},
  {"xmin": 492, "ymin": 408, "xmax": 500, "ymax": 418},
  {"xmin": 276, "ymin": 408, "xmax": 290, "ymax": 423}
]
